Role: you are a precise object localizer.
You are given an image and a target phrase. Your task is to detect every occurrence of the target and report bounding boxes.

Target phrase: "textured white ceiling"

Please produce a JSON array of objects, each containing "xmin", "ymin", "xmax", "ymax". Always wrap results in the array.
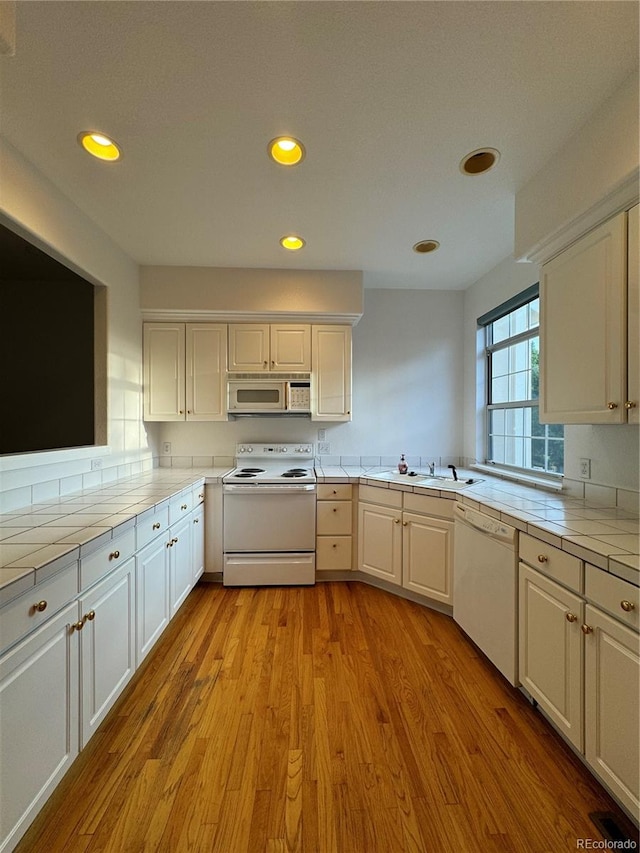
[{"xmin": 0, "ymin": 1, "xmax": 638, "ymax": 289}]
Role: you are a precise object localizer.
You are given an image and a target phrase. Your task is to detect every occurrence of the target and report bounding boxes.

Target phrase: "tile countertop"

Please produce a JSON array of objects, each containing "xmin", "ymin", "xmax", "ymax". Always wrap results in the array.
[
  {"xmin": 0, "ymin": 468, "xmax": 232, "ymax": 603},
  {"xmin": 316, "ymin": 465, "xmax": 639, "ymax": 588}
]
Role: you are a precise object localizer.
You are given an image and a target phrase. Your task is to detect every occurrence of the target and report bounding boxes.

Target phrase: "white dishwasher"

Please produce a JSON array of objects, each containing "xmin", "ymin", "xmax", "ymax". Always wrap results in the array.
[{"xmin": 453, "ymin": 503, "xmax": 519, "ymax": 686}]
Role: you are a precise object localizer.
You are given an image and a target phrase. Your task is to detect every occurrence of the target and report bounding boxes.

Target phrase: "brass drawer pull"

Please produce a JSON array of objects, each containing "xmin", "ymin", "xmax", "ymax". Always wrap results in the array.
[
  {"xmin": 85, "ymin": 610, "xmax": 96, "ymax": 622},
  {"xmin": 402, "ymin": 520, "xmax": 408, "ymax": 526},
  {"xmin": 537, "ymin": 555, "xmax": 548, "ymax": 563},
  {"xmin": 181, "ymin": 504, "xmax": 188, "ymax": 510},
  {"xmin": 620, "ymin": 600, "xmax": 635, "ymax": 612},
  {"xmin": 166, "ymin": 540, "xmax": 174, "ymax": 548},
  {"xmin": 109, "ymin": 550, "xmax": 120, "ymax": 560},
  {"xmin": 565, "ymin": 612, "xmax": 577, "ymax": 623},
  {"xmin": 394, "ymin": 518, "xmax": 400, "ymax": 524},
  {"xmin": 32, "ymin": 600, "xmax": 48, "ymax": 614},
  {"xmin": 607, "ymin": 402, "xmax": 618, "ymax": 410},
  {"xmin": 193, "ymin": 518, "xmax": 199, "ymax": 524},
  {"xmin": 152, "ymin": 522, "xmax": 161, "ymax": 530},
  {"xmin": 625, "ymin": 401, "xmax": 637, "ymax": 410},
  {"xmin": 332, "ymin": 543, "xmax": 337, "ymax": 549},
  {"xmin": 581, "ymin": 624, "xmax": 593, "ymax": 635},
  {"xmin": 71, "ymin": 620, "xmax": 85, "ymax": 632}
]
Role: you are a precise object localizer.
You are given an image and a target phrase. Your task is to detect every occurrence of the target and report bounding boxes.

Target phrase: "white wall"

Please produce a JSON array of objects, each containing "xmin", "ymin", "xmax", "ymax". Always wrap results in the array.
[
  {"xmin": 462, "ymin": 256, "xmax": 639, "ymax": 495},
  {"xmin": 155, "ymin": 288, "xmax": 465, "ymax": 466},
  {"xmin": 0, "ymin": 137, "xmax": 154, "ymax": 511}
]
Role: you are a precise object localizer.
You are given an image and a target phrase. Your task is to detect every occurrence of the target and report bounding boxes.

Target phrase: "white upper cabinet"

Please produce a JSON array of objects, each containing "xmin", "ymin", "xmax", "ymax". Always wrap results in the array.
[
  {"xmin": 627, "ymin": 204, "xmax": 639, "ymax": 423},
  {"xmin": 144, "ymin": 323, "xmax": 227, "ymax": 422},
  {"xmin": 539, "ymin": 211, "xmax": 629, "ymax": 424},
  {"xmin": 228, "ymin": 324, "xmax": 311, "ymax": 371},
  {"xmin": 311, "ymin": 325, "xmax": 352, "ymax": 421}
]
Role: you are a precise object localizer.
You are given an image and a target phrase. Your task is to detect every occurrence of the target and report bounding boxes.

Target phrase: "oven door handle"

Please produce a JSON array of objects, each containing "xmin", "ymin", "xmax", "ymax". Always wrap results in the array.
[{"xmin": 223, "ymin": 484, "xmax": 316, "ymax": 495}]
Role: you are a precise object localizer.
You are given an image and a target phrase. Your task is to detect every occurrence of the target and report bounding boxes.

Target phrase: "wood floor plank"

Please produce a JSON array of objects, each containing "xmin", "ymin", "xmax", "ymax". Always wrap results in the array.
[{"xmin": 14, "ymin": 582, "xmax": 632, "ymax": 853}]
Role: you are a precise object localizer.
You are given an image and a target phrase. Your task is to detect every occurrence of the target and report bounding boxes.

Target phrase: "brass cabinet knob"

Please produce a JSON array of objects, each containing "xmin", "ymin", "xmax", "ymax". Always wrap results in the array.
[
  {"xmin": 172, "ymin": 537, "xmax": 179, "ymax": 544},
  {"xmin": 109, "ymin": 550, "xmax": 120, "ymax": 560},
  {"xmin": 181, "ymin": 504, "xmax": 188, "ymax": 510},
  {"xmin": 581, "ymin": 624, "xmax": 593, "ymax": 635},
  {"xmin": 537, "ymin": 554, "xmax": 548, "ymax": 563},
  {"xmin": 152, "ymin": 522, "xmax": 161, "ymax": 530},
  {"xmin": 332, "ymin": 543, "xmax": 337, "ymax": 549},
  {"xmin": 263, "ymin": 361, "xmax": 268, "ymax": 366},
  {"xmin": 607, "ymin": 402, "xmax": 618, "ymax": 410},
  {"xmin": 620, "ymin": 600, "xmax": 635, "ymax": 612},
  {"xmin": 625, "ymin": 401, "xmax": 637, "ymax": 410},
  {"xmin": 332, "ymin": 507, "xmax": 338, "ymax": 513},
  {"xmin": 332, "ymin": 490, "xmax": 337, "ymax": 495},
  {"xmin": 32, "ymin": 600, "xmax": 48, "ymax": 614},
  {"xmin": 71, "ymin": 620, "xmax": 85, "ymax": 632},
  {"xmin": 179, "ymin": 410, "xmax": 184, "ymax": 414},
  {"xmin": 565, "ymin": 612, "xmax": 577, "ymax": 623},
  {"xmin": 193, "ymin": 518, "xmax": 199, "ymax": 524},
  {"xmin": 85, "ymin": 610, "xmax": 96, "ymax": 622},
  {"xmin": 199, "ymin": 493, "xmax": 204, "ymax": 500},
  {"xmin": 394, "ymin": 518, "xmax": 400, "ymax": 524},
  {"xmin": 166, "ymin": 540, "xmax": 173, "ymax": 548},
  {"xmin": 402, "ymin": 520, "xmax": 408, "ymax": 526}
]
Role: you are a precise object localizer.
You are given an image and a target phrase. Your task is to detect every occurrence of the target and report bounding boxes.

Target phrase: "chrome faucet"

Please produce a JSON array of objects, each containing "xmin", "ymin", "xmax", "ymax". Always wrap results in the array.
[
  {"xmin": 428, "ymin": 462, "xmax": 435, "ymax": 476},
  {"xmin": 448, "ymin": 464, "xmax": 458, "ymax": 481}
]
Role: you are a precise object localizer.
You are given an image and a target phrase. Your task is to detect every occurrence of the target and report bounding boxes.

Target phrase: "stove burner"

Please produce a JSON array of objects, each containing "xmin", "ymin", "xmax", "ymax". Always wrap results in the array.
[
  {"xmin": 281, "ymin": 471, "xmax": 306, "ymax": 478},
  {"xmin": 240, "ymin": 468, "xmax": 265, "ymax": 473},
  {"xmin": 285, "ymin": 468, "xmax": 308, "ymax": 474},
  {"xmin": 234, "ymin": 472, "xmax": 257, "ymax": 478}
]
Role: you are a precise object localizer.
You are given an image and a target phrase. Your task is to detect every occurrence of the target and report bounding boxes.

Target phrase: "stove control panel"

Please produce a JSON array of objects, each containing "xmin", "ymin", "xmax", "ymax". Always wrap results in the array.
[{"xmin": 236, "ymin": 443, "xmax": 313, "ymax": 458}]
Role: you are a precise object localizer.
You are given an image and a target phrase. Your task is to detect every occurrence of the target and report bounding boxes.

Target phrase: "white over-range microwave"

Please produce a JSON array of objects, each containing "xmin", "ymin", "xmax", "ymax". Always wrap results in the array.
[{"xmin": 227, "ymin": 379, "xmax": 311, "ymax": 414}]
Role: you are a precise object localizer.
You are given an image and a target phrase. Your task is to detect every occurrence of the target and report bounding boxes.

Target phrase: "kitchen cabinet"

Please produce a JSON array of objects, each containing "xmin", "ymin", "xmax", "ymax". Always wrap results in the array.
[
  {"xmin": 357, "ymin": 485, "xmax": 454, "ymax": 604},
  {"xmin": 539, "ymin": 209, "xmax": 635, "ymax": 424},
  {"xmin": 627, "ymin": 204, "xmax": 639, "ymax": 424},
  {"xmin": 135, "ymin": 534, "xmax": 171, "ymax": 666},
  {"xmin": 78, "ymin": 557, "xmax": 135, "ymax": 747},
  {"xmin": 143, "ymin": 323, "xmax": 227, "ymax": 421},
  {"xmin": 316, "ymin": 483, "xmax": 354, "ymax": 572},
  {"xmin": 311, "ymin": 324, "xmax": 352, "ymax": 422},
  {"xmin": 519, "ymin": 532, "xmax": 640, "ymax": 821},
  {"xmin": 0, "ymin": 602, "xmax": 79, "ymax": 853},
  {"xmin": 228, "ymin": 323, "xmax": 311, "ymax": 371},
  {"xmin": 168, "ymin": 515, "xmax": 192, "ymax": 616},
  {"xmin": 191, "ymin": 503, "xmax": 205, "ymax": 583}
]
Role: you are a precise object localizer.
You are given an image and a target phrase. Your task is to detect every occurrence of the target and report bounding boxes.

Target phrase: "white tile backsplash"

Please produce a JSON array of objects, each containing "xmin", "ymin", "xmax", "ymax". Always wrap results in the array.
[{"xmin": 584, "ymin": 483, "xmax": 618, "ymax": 507}]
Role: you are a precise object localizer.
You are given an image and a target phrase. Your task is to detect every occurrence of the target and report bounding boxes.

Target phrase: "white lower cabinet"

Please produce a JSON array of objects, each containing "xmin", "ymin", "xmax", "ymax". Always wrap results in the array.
[
  {"xmin": 0, "ymin": 602, "xmax": 79, "ymax": 853},
  {"xmin": 191, "ymin": 503, "xmax": 205, "ymax": 583},
  {"xmin": 136, "ymin": 534, "xmax": 171, "ymax": 666},
  {"xmin": 169, "ymin": 515, "xmax": 192, "ymax": 616},
  {"xmin": 79, "ymin": 558, "xmax": 136, "ymax": 748},
  {"xmin": 584, "ymin": 604, "xmax": 640, "ymax": 819},
  {"xmin": 518, "ymin": 563, "xmax": 584, "ymax": 749},
  {"xmin": 358, "ymin": 486, "xmax": 454, "ymax": 605}
]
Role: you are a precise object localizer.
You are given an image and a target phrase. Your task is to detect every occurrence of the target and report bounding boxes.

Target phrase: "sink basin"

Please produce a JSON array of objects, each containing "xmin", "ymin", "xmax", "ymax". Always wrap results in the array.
[{"xmin": 366, "ymin": 471, "xmax": 482, "ymax": 490}]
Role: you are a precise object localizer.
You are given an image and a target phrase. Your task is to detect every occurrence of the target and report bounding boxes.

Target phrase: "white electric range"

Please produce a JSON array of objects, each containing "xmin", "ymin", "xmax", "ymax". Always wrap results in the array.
[{"xmin": 222, "ymin": 443, "xmax": 317, "ymax": 586}]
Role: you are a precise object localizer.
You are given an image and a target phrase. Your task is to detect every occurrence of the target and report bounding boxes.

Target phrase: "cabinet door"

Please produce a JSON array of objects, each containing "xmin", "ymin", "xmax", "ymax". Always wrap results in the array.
[
  {"xmin": 79, "ymin": 558, "xmax": 135, "ymax": 748},
  {"xmin": 0, "ymin": 603, "xmax": 79, "ymax": 853},
  {"xmin": 186, "ymin": 324, "xmax": 228, "ymax": 421},
  {"xmin": 311, "ymin": 325, "xmax": 352, "ymax": 421},
  {"xmin": 191, "ymin": 504, "xmax": 205, "ymax": 584},
  {"xmin": 519, "ymin": 564, "xmax": 584, "ymax": 750},
  {"xmin": 358, "ymin": 502, "xmax": 402, "ymax": 585},
  {"xmin": 169, "ymin": 516, "xmax": 192, "ymax": 616},
  {"xmin": 143, "ymin": 323, "xmax": 186, "ymax": 421},
  {"xmin": 540, "ymin": 212, "xmax": 627, "ymax": 424},
  {"xmin": 270, "ymin": 324, "xmax": 311, "ymax": 371},
  {"xmin": 627, "ymin": 204, "xmax": 639, "ymax": 423},
  {"xmin": 228, "ymin": 324, "xmax": 269, "ymax": 371},
  {"xmin": 402, "ymin": 513, "xmax": 453, "ymax": 604},
  {"xmin": 584, "ymin": 604, "xmax": 640, "ymax": 820},
  {"xmin": 136, "ymin": 536, "xmax": 170, "ymax": 665}
]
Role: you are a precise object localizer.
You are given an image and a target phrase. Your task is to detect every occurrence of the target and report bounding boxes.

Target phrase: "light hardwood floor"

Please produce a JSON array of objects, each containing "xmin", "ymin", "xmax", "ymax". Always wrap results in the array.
[{"xmin": 16, "ymin": 582, "xmax": 632, "ymax": 852}]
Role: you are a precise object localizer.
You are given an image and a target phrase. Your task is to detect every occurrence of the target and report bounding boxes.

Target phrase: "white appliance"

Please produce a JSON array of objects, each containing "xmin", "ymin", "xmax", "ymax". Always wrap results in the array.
[
  {"xmin": 453, "ymin": 503, "xmax": 519, "ymax": 686},
  {"xmin": 223, "ymin": 443, "xmax": 316, "ymax": 586},
  {"xmin": 227, "ymin": 379, "xmax": 311, "ymax": 414}
]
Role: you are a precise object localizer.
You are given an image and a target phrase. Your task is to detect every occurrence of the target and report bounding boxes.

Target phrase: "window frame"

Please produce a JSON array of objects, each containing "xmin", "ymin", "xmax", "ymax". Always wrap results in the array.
[{"xmin": 479, "ymin": 285, "xmax": 564, "ymax": 479}]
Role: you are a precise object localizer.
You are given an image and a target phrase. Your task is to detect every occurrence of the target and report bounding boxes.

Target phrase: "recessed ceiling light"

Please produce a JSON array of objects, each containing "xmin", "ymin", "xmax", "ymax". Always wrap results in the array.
[
  {"xmin": 413, "ymin": 240, "xmax": 440, "ymax": 254},
  {"xmin": 268, "ymin": 137, "xmax": 305, "ymax": 166},
  {"xmin": 460, "ymin": 147, "xmax": 500, "ymax": 175},
  {"xmin": 280, "ymin": 235, "xmax": 306, "ymax": 251},
  {"xmin": 78, "ymin": 131, "xmax": 121, "ymax": 162}
]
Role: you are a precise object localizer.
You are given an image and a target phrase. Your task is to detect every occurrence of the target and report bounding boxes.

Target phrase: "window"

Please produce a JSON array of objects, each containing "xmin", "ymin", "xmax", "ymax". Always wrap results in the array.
[{"xmin": 479, "ymin": 285, "xmax": 564, "ymax": 476}]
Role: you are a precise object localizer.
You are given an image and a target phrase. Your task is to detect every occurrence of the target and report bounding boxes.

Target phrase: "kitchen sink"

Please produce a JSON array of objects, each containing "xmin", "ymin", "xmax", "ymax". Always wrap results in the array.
[{"xmin": 366, "ymin": 471, "xmax": 482, "ymax": 490}]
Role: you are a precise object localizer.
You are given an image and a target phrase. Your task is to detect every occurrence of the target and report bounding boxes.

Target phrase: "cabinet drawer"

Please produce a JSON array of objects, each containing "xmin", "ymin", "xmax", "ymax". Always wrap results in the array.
[
  {"xmin": 192, "ymin": 483, "xmax": 205, "ymax": 506},
  {"xmin": 169, "ymin": 491, "xmax": 193, "ymax": 524},
  {"xmin": 358, "ymin": 484, "xmax": 402, "ymax": 509},
  {"xmin": 317, "ymin": 501, "xmax": 352, "ymax": 535},
  {"xmin": 316, "ymin": 536, "xmax": 352, "ymax": 571},
  {"xmin": 317, "ymin": 484, "xmax": 352, "ymax": 501},
  {"xmin": 585, "ymin": 564, "xmax": 639, "ymax": 632},
  {"xmin": 0, "ymin": 561, "xmax": 78, "ymax": 653},
  {"xmin": 519, "ymin": 533, "xmax": 582, "ymax": 593},
  {"xmin": 80, "ymin": 529, "xmax": 136, "ymax": 590},
  {"xmin": 403, "ymin": 492, "xmax": 454, "ymax": 519},
  {"xmin": 136, "ymin": 505, "xmax": 170, "ymax": 551}
]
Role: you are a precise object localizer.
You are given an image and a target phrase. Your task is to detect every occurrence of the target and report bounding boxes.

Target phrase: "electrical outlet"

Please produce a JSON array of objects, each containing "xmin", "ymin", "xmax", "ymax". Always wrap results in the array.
[
  {"xmin": 317, "ymin": 428, "xmax": 327, "ymax": 441},
  {"xmin": 90, "ymin": 458, "xmax": 102, "ymax": 471},
  {"xmin": 579, "ymin": 458, "xmax": 591, "ymax": 479},
  {"xmin": 162, "ymin": 442, "xmax": 172, "ymax": 455},
  {"xmin": 318, "ymin": 442, "xmax": 331, "ymax": 454}
]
